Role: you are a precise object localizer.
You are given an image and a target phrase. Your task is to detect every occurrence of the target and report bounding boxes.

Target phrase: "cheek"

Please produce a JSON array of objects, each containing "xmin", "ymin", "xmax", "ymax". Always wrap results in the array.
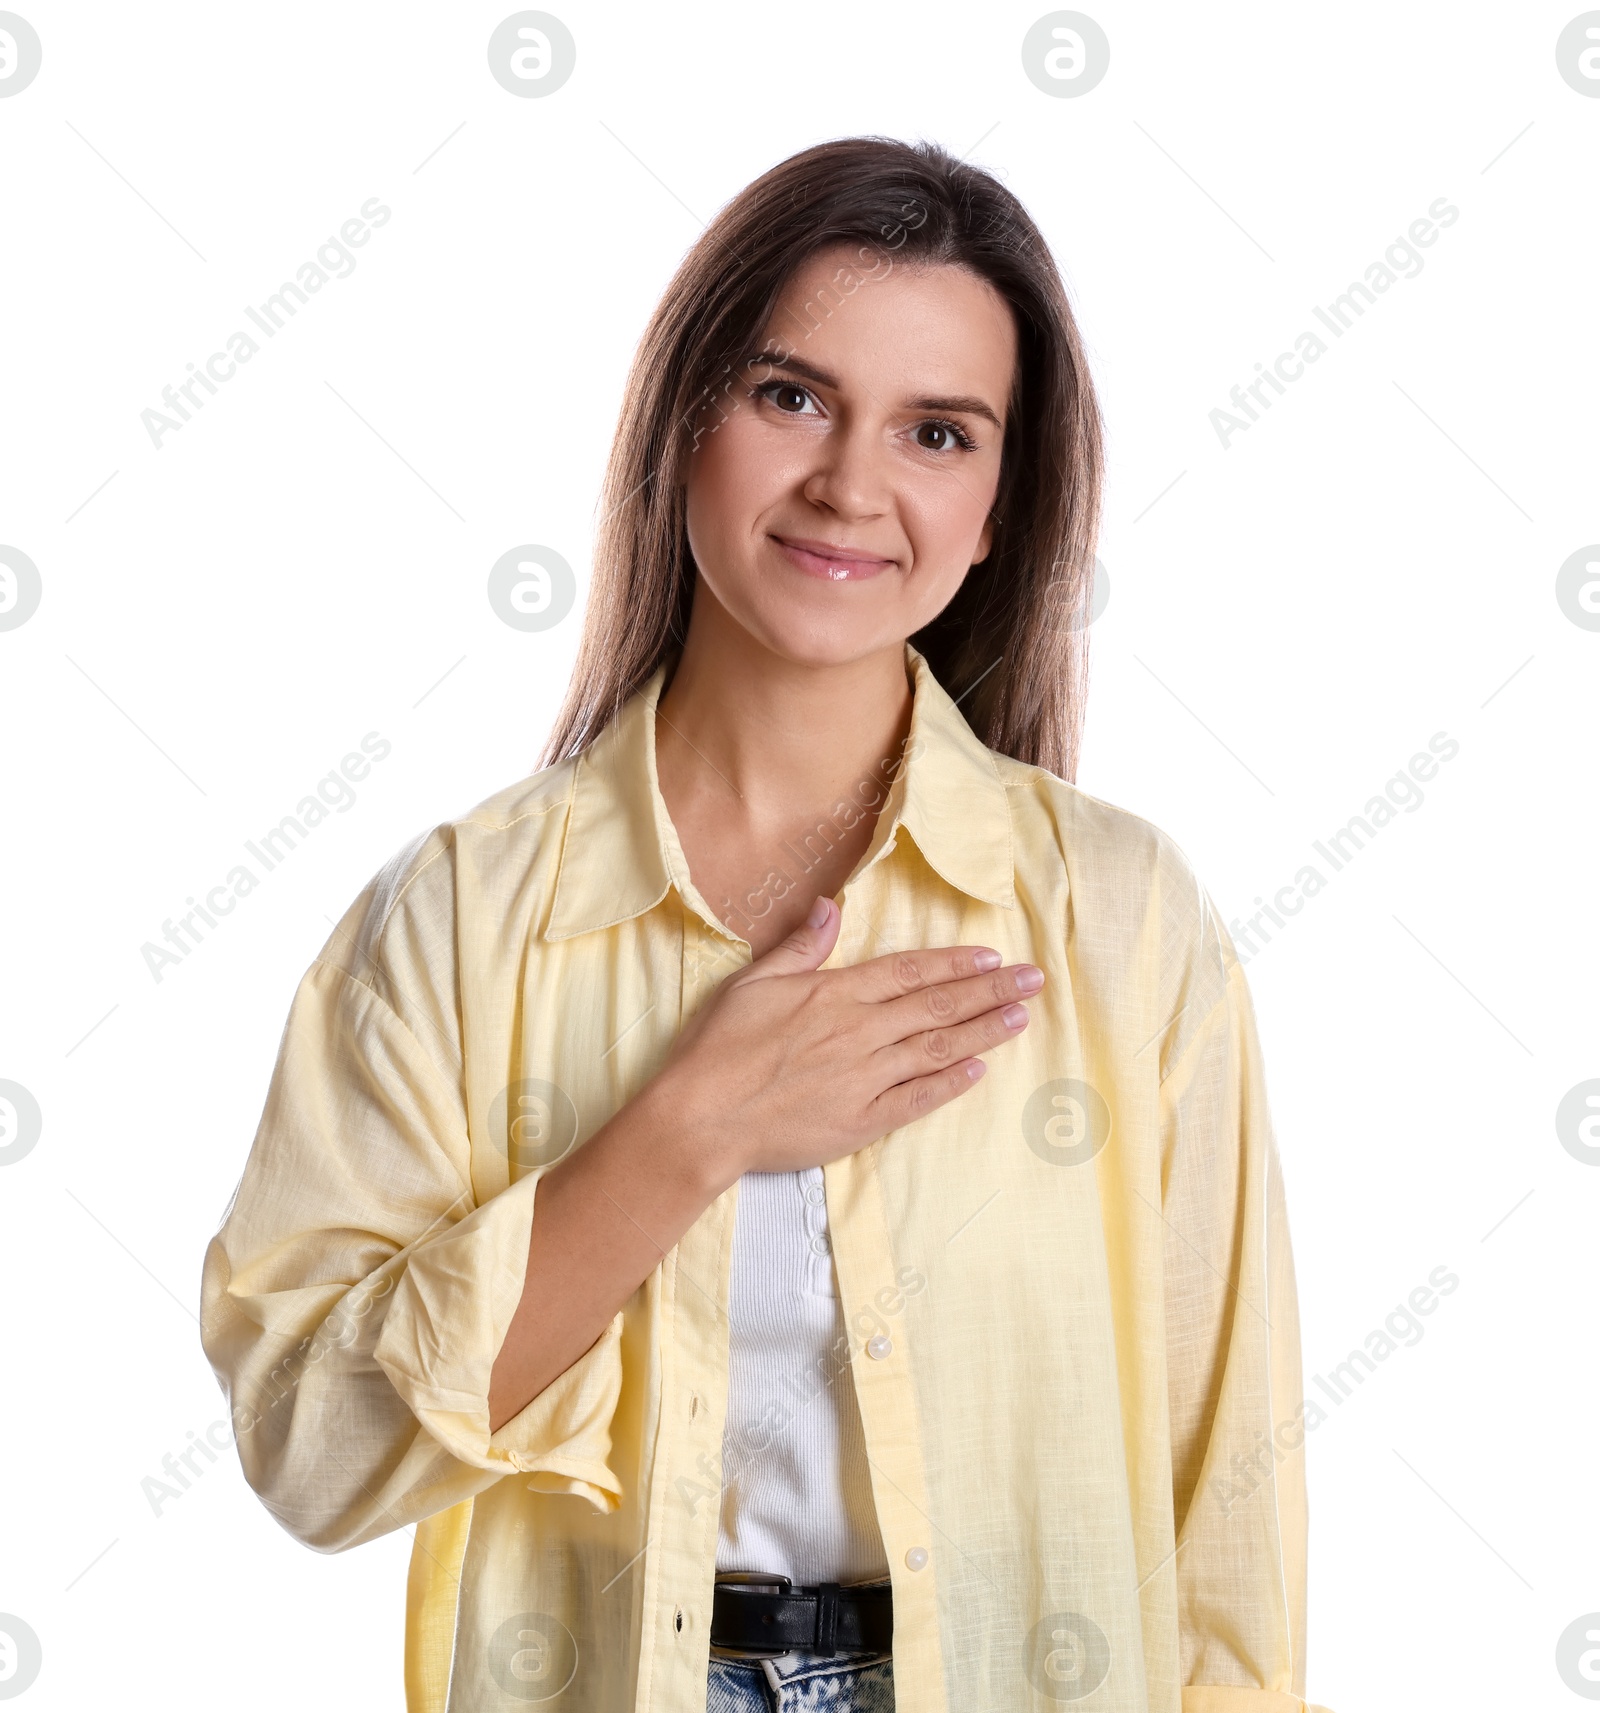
[
  {"xmin": 903, "ymin": 464, "xmax": 1001, "ymax": 566},
  {"xmin": 685, "ymin": 421, "xmax": 789, "ymax": 555},
  {"xmin": 685, "ymin": 412, "xmax": 798, "ymax": 517}
]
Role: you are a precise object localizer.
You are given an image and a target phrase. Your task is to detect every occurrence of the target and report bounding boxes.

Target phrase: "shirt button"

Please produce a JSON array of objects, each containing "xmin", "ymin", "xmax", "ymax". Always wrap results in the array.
[
  {"xmin": 811, "ymin": 1234, "xmax": 830, "ymax": 1255},
  {"xmin": 905, "ymin": 1546, "xmax": 928, "ymax": 1571},
  {"xmin": 866, "ymin": 1334, "xmax": 892, "ymax": 1360},
  {"xmin": 805, "ymin": 1185, "xmax": 825, "ymax": 1206}
]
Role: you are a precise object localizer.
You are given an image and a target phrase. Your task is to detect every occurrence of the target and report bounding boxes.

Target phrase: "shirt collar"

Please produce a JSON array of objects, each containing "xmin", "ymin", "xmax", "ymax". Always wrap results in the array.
[{"xmin": 546, "ymin": 642, "xmax": 1015, "ymax": 942}]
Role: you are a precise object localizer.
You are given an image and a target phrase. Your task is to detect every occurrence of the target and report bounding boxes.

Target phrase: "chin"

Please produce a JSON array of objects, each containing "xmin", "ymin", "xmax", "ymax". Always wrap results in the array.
[{"xmin": 746, "ymin": 608, "xmax": 910, "ymax": 670}]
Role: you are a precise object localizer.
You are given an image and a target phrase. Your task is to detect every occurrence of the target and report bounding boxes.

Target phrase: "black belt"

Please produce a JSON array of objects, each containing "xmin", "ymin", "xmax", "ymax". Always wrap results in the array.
[{"xmin": 710, "ymin": 1573, "xmax": 893, "ymax": 1657}]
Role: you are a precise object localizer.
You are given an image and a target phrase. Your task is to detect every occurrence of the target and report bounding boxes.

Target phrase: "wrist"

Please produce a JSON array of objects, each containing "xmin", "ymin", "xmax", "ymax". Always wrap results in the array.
[{"xmin": 631, "ymin": 1062, "xmax": 743, "ymax": 1199}]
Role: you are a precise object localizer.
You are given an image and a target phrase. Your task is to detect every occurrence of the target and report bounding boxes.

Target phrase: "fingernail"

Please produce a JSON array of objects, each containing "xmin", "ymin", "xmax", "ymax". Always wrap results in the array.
[
  {"xmin": 972, "ymin": 948, "xmax": 1001, "ymax": 971},
  {"xmin": 807, "ymin": 896, "xmax": 830, "ymax": 928},
  {"xmin": 1001, "ymin": 1002, "xmax": 1028, "ymax": 1029},
  {"xmin": 966, "ymin": 1058, "xmax": 987, "ymax": 1081},
  {"xmin": 1013, "ymin": 965, "xmax": 1044, "ymax": 994}
]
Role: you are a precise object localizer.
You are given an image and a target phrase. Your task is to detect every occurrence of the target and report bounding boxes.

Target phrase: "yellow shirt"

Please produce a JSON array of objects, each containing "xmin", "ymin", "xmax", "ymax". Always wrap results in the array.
[{"xmin": 200, "ymin": 643, "xmax": 1331, "ymax": 1713}]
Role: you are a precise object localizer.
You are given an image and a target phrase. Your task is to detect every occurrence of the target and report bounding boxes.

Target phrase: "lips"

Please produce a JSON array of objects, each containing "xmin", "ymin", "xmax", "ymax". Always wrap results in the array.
[{"xmin": 771, "ymin": 535, "xmax": 896, "ymax": 582}]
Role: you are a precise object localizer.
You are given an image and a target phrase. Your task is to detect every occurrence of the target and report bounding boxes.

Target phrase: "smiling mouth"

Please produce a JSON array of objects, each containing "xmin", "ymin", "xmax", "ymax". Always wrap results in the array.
[{"xmin": 771, "ymin": 535, "xmax": 896, "ymax": 582}]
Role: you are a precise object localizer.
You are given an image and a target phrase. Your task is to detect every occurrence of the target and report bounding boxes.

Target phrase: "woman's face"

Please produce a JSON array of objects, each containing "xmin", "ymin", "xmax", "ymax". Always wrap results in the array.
[{"xmin": 682, "ymin": 244, "xmax": 1018, "ymax": 669}]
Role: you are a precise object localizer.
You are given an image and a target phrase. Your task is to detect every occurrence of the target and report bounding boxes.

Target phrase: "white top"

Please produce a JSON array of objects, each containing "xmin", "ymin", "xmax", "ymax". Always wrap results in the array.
[{"xmin": 715, "ymin": 1164, "xmax": 891, "ymax": 1585}]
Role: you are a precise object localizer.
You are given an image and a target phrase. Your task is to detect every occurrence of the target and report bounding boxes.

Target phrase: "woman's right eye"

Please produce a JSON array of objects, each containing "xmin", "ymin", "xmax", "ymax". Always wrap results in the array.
[{"xmin": 759, "ymin": 382, "xmax": 816, "ymax": 415}]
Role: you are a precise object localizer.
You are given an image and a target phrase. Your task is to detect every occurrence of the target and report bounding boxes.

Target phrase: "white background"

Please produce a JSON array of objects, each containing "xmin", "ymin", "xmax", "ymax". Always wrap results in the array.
[{"xmin": 1, "ymin": 2, "xmax": 1597, "ymax": 1708}]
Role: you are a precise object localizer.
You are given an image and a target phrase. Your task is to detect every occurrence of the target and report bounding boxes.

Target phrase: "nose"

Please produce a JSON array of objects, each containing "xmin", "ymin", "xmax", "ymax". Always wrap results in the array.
[{"xmin": 801, "ymin": 416, "xmax": 891, "ymax": 522}]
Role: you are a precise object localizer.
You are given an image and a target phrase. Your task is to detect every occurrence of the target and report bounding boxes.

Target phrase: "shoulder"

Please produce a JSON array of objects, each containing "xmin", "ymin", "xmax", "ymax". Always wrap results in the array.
[
  {"xmin": 992, "ymin": 753, "xmax": 1240, "ymax": 1072},
  {"xmin": 316, "ymin": 757, "xmax": 579, "ymax": 996},
  {"xmin": 992, "ymin": 752, "xmax": 1207, "ymax": 912}
]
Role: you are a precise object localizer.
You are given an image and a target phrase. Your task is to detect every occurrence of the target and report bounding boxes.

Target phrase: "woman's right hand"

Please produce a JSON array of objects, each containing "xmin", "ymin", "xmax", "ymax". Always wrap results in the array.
[
  {"xmin": 489, "ymin": 892, "xmax": 1041, "ymax": 1428},
  {"xmin": 651, "ymin": 893, "xmax": 1044, "ymax": 1187}
]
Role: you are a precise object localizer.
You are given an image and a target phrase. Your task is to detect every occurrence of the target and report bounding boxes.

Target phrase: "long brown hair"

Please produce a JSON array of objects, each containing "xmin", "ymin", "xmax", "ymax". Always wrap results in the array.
[{"xmin": 540, "ymin": 135, "xmax": 1103, "ymax": 779}]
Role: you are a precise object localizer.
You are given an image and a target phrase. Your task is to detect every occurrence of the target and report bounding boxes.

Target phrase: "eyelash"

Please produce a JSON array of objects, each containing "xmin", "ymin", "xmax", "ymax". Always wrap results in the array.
[{"xmin": 752, "ymin": 380, "xmax": 979, "ymax": 453}]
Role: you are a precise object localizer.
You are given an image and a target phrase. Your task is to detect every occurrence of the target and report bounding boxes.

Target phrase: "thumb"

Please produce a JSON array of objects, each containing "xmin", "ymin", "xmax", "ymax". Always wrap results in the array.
[{"xmin": 746, "ymin": 894, "xmax": 840, "ymax": 979}]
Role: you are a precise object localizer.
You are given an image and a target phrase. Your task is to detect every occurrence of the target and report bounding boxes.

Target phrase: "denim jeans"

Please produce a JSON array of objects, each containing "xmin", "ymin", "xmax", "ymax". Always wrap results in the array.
[{"xmin": 706, "ymin": 1648, "xmax": 895, "ymax": 1712}]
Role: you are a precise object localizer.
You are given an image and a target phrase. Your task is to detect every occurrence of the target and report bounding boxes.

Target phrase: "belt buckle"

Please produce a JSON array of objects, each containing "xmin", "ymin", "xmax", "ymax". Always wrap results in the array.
[{"xmin": 711, "ymin": 1571, "xmax": 793, "ymax": 1662}]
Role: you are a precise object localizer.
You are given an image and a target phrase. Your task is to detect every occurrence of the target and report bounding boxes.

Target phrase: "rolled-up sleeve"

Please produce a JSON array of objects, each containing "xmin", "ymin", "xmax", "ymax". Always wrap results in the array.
[
  {"xmin": 1160, "ymin": 948, "xmax": 1333, "ymax": 1713},
  {"xmin": 200, "ymin": 956, "xmax": 625, "ymax": 1554}
]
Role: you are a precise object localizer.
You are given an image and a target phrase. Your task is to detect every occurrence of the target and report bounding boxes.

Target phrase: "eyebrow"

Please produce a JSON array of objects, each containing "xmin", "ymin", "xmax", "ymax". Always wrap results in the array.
[{"xmin": 743, "ymin": 348, "xmax": 1006, "ymax": 432}]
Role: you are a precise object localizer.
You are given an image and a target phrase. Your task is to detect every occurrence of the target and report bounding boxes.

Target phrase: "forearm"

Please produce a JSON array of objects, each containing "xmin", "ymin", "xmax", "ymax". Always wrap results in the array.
[{"xmin": 488, "ymin": 1073, "xmax": 733, "ymax": 1432}]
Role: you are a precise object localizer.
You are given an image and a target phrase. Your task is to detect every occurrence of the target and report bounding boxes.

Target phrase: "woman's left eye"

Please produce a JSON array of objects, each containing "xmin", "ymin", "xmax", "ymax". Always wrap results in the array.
[{"xmin": 912, "ymin": 420, "xmax": 974, "ymax": 453}]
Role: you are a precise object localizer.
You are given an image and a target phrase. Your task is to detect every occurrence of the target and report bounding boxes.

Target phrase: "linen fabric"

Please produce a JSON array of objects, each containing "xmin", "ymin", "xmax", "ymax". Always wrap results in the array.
[{"xmin": 200, "ymin": 643, "xmax": 1331, "ymax": 1712}]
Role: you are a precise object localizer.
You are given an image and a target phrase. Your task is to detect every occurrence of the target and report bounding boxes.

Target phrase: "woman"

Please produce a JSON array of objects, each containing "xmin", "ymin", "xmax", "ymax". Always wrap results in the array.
[{"xmin": 201, "ymin": 138, "xmax": 1328, "ymax": 1713}]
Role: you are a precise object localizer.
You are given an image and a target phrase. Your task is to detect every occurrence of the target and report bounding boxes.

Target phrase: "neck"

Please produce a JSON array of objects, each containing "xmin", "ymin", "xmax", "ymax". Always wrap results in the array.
[{"xmin": 655, "ymin": 594, "xmax": 914, "ymax": 835}]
